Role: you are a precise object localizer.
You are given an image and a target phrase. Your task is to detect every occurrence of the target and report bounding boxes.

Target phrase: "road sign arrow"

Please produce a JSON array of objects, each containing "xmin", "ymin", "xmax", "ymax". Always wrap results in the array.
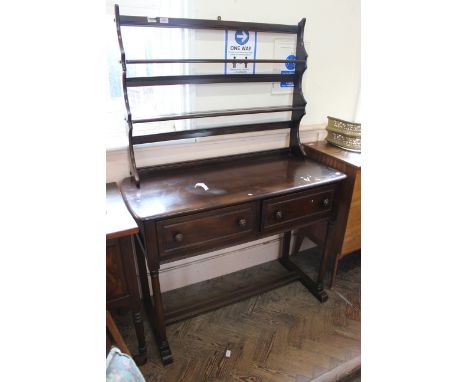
[{"xmin": 241, "ymin": 31, "xmax": 248, "ymax": 43}]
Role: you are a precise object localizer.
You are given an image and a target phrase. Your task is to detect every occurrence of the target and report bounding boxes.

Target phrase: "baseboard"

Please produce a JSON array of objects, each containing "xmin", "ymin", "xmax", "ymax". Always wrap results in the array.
[
  {"xmin": 137, "ymin": 232, "xmax": 317, "ymax": 293},
  {"xmin": 311, "ymin": 355, "xmax": 361, "ymax": 382},
  {"xmin": 106, "ymin": 124, "xmax": 327, "ymax": 183}
]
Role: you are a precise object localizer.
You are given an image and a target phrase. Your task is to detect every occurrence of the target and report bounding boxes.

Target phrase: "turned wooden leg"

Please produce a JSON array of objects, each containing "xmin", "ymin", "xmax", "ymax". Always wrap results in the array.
[
  {"xmin": 133, "ymin": 234, "xmax": 153, "ymax": 315},
  {"xmin": 150, "ymin": 269, "xmax": 173, "ymax": 365},
  {"xmin": 140, "ymin": 221, "xmax": 173, "ymax": 365},
  {"xmin": 131, "ymin": 311, "xmax": 147, "ymax": 365},
  {"xmin": 115, "ymin": 235, "xmax": 149, "ymax": 365}
]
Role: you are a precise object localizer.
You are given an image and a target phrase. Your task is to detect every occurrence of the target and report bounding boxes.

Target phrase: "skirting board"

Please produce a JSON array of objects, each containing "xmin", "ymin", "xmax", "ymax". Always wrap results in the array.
[
  {"xmin": 137, "ymin": 232, "xmax": 316, "ymax": 294},
  {"xmin": 106, "ymin": 125, "xmax": 327, "ymax": 183}
]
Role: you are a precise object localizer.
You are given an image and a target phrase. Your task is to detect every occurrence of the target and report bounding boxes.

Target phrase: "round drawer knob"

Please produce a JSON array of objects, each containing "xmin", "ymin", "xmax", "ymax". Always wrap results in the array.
[
  {"xmin": 322, "ymin": 198, "xmax": 330, "ymax": 207},
  {"xmin": 275, "ymin": 210, "xmax": 283, "ymax": 220},
  {"xmin": 238, "ymin": 218, "xmax": 247, "ymax": 228},
  {"xmin": 174, "ymin": 233, "xmax": 184, "ymax": 242}
]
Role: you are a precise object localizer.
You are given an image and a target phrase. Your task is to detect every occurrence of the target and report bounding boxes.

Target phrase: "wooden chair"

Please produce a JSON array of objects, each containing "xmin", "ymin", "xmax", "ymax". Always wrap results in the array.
[{"xmin": 106, "ymin": 310, "xmax": 131, "ymax": 356}]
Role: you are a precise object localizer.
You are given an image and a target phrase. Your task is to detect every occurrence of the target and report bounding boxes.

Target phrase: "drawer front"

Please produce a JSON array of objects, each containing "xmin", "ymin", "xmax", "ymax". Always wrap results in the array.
[
  {"xmin": 261, "ymin": 186, "xmax": 334, "ymax": 232},
  {"xmin": 157, "ymin": 202, "xmax": 258, "ymax": 258}
]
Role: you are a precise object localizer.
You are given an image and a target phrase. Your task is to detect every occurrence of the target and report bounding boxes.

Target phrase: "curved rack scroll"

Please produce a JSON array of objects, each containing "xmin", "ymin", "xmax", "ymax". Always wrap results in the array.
[
  {"xmin": 114, "ymin": 5, "xmax": 139, "ymax": 185},
  {"xmin": 114, "ymin": 4, "xmax": 308, "ymax": 187},
  {"xmin": 290, "ymin": 18, "xmax": 308, "ymax": 157}
]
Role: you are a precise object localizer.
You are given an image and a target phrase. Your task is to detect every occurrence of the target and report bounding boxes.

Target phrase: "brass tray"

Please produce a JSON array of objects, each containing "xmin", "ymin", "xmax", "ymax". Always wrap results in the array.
[{"xmin": 325, "ymin": 116, "xmax": 361, "ymax": 152}]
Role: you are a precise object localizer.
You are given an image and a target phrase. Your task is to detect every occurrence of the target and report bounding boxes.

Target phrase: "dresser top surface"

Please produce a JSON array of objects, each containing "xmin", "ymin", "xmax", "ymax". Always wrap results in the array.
[
  {"xmin": 304, "ymin": 141, "xmax": 361, "ymax": 168},
  {"xmin": 120, "ymin": 152, "xmax": 346, "ymax": 221},
  {"xmin": 106, "ymin": 183, "xmax": 139, "ymax": 239}
]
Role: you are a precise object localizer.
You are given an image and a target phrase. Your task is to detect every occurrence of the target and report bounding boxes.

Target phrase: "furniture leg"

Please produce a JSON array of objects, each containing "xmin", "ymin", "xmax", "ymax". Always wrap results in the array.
[
  {"xmin": 140, "ymin": 220, "xmax": 173, "ymax": 365},
  {"xmin": 281, "ymin": 231, "xmax": 292, "ymax": 260},
  {"xmin": 330, "ymin": 253, "xmax": 340, "ymax": 289},
  {"xmin": 149, "ymin": 269, "xmax": 173, "ymax": 365},
  {"xmin": 131, "ymin": 310, "xmax": 147, "ymax": 365},
  {"xmin": 291, "ymin": 228, "xmax": 305, "ymax": 255},
  {"xmin": 133, "ymin": 234, "xmax": 153, "ymax": 315},
  {"xmin": 116, "ymin": 235, "xmax": 148, "ymax": 365},
  {"xmin": 279, "ymin": 230, "xmax": 328, "ymax": 303},
  {"xmin": 318, "ymin": 219, "xmax": 334, "ymax": 285}
]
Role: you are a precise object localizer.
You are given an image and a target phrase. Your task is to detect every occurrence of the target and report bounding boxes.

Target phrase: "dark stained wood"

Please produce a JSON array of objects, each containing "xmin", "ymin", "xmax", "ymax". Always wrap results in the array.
[
  {"xmin": 132, "ymin": 105, "xmax": 303, "ymax": 124},
  {"xmin": 106, "ymin": 240, "xmax": 129, "ymax": 301},
  {"xmin": 126, "ymin": 73, "xmax": 296, "ymax": 87},
  {"xmin": 157, "ymin": 202, "xmax": 259, "ymax": 260},
  {"xmin": 121, "ymin": 152, "xmax": 345, "ymax": 221},
  {"xmin": 138, "ymin": 147, "xmax": 289, "ymax": 175},
  {"xmin": 127, "ymin": 58, "xmax": 305, "ymax": 64},
  {"xmin": 162, "ymin": 259, "xmax": 291, "ymax": 314},
  {"xmin": 106, "ymin": 183, "xmax": 138, "ymax": 240},
  {"xmin": 115, "ymin": 6, "xmax": 310, "ymax": 187},
  {"xmin": 133, "ymin": 233, "xmax": 153, "ymax": 317},
  {"xmin": 121, "ymin": 150, "xmax": 347, "ymax": 364},
  {"xmin": 106, "ymin": 184, "xmax": 147, "ymax": 365},
  {"xmin": 280, "ymin": 257, "xmax": 327, "ymax": 302},
  {"xmin": 142, "ymin": 219, "xmax": 173, "ymax": 365},
  {"xmin": 289, "ymin": 18, "xmax": 308, "ymax": 157},
  {"xmin": 115, "ymin": 7, "xmax": 349, "ymax": 365},
  {"xmin": 113, "ymin": 248, "xmax": 361, "ymax": 381},
  {"xmin": 118, "ymin": 14, "xmax": 299, "ymax": 34},
  {"xmin": 301, "ymin": 141, "xmax": 361, "ymax": 288},
  {"xmin": 132, "ymin": 121, "xmax": 292, "ymax": 144},
  {"xmin": 164, "ymin": 272, "xmax": 300, "ymax": 325},
  {"xmin": 262, "ymin": 185, "xmax": 334, "ymax": 232}
]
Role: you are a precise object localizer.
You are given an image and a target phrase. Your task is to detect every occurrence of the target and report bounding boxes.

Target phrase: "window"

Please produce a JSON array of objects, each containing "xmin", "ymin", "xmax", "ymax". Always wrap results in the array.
[{"xmin": 105, "ymin": 0, "xmax": 190, "ymax": 149}]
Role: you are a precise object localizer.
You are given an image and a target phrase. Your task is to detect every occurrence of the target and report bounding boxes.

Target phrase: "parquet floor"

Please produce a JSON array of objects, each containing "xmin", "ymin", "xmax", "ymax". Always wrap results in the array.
[{"xmin": 114, "ymin": 248, "xmax": 361, "ymax": 382}]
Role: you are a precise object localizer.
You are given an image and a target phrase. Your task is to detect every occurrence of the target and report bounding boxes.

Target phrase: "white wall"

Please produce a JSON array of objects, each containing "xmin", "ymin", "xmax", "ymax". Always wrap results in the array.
[
  {"xmin": 106, "ymin": 0, "xmax": 360, "ymax": 291},
  {"xmin": 188, "ymin": 0, "xmax": 361, "ymax": 125}
]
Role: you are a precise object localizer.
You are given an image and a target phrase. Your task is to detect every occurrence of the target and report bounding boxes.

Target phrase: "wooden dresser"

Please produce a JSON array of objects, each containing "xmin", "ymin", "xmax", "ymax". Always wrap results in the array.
[
  {"xmin": 106, "ymin": 183, "xmax": 147, "ymax": 365},
  {"xmin": 302, "ymin": 141, "xmax": 361, "ymax": 287},
  {"xmin": 120, "ymin": 152, "xmax": 346, "ymax": 364},
  {"xmin": 113, "ymin": 7, "xmax": 348, "ymax": 365}
]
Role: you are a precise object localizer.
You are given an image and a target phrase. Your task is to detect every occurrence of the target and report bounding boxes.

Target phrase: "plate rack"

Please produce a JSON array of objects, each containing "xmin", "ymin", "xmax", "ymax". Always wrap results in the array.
[{"xmin": 114, "ymin": 4, "xmax": 308, "ymax": 187}]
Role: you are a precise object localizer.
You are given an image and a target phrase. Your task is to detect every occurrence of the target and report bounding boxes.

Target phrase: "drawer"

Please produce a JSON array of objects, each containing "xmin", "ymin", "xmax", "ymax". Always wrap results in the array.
[
  {"xmin": 157, "ymin": 202, "xmax": 259, "ymax": 259},
  {"xmin": 261, "ymin": 186, "xmax": 334, "ymax": 232}
]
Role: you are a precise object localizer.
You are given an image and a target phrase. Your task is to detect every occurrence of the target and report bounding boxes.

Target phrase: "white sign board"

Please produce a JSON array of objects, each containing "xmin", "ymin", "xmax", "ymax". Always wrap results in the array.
[
  {"xmin": 224, "ymin": 30, "xmax": 257, "ymax": 74},
  {"xmin": 272, "ymin": 39, "xmax": 296, "ymax": 94}
]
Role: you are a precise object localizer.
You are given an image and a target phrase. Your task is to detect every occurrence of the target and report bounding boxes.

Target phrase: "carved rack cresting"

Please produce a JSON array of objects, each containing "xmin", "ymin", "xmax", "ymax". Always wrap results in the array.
[{"xmin": 114, "ymin": 4, "xmax": 308, "ymax": 187}]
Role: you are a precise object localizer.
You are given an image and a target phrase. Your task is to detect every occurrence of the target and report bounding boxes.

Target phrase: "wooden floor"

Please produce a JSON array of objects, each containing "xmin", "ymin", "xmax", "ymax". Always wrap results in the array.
[{"xmin": 113, "ymin": 248, "xmax": 361, "ymax": 382}]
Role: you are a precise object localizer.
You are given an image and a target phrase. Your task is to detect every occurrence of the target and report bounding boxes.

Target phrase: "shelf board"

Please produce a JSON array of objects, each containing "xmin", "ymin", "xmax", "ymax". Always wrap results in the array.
[
  {"xmin": 126, "ymin": 73, "xmax": 296, "ymax": 87},
  {"xmin": 132, "ymin": 121, "xmax": 293, "ymax": 144},
  {"xmin": 119, "ymin": 15, "xmax": 298, "ymax": 34},
  {"xmin": 125, "ymin": 58, "xmax": 305, "ymax": 65},
  {"xmin": 132, "ymin": 105, "xmax": 304, "ymax": 124}
]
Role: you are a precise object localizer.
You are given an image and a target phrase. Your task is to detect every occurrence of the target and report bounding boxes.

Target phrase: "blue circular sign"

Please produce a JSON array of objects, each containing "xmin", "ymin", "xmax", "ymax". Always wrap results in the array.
[
  {"xmin": 235, "ymin": 30, "xmax": 249, "ymax": 45},
  {"xmin": 285, "ymin": 54, "xmax": 296, "ymax": 70}
]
